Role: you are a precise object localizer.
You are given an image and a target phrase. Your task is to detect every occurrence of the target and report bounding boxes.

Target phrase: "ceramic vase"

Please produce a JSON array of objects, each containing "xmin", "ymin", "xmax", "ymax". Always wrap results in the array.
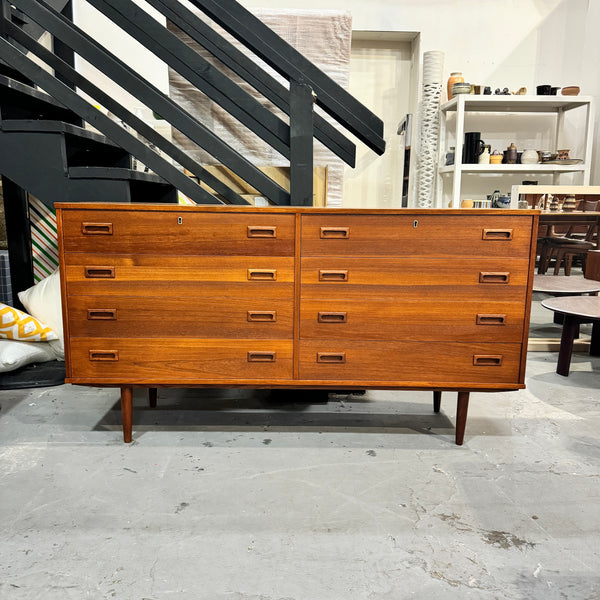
[
  {"xmin": 562, "ymin": 194, "xmax": 577, "ymax": 212},
  {"xmin": 447, "ymin": 72, "xmax": 464, "ymax": 100},
  {"xmin": 521, "ymin": 149, "xmax": 538, "ymax": 164}
]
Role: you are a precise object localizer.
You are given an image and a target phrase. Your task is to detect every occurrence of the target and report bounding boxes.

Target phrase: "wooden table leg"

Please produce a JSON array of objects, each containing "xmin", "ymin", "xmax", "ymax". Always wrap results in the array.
[
  {"xmin": 590, "ymin": 320, "xmax": 600, "ymax": 356},
  {"xmin": 433, "ymin": 391, "xmax": 441, "ymax": 413},
  {"xmin": 455, "ymin": 391, "xmax": 470, "ymax": 446},
  {"xmin": 120, "ymin": 386, "xmax": 133, "ymax": 443},
  {"xmin": 149, "ymin": 387, "xmax": 157, "ymax": 408},
  {"xmin": 557, "ymin": 314, "xmax": 579, "ymax": 376}
]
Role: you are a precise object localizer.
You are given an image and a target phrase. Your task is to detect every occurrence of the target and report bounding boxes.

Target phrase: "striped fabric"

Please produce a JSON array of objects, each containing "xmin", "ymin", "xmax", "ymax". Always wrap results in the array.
[{"xmin": 28, "ymin": 197, "xmax": 59, "ymax": 282}]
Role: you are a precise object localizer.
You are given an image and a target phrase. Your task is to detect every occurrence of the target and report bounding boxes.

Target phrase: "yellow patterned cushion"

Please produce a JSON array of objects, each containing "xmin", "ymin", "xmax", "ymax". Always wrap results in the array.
[{"xmin": 0, "ymin": 303, "xmax": 58, "ymax": 342}]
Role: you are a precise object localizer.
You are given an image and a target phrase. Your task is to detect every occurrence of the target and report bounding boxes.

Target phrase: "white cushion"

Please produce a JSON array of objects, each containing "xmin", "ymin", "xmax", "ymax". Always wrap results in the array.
[
  {"xmin": 18, "ymin": 269, "xmax": 64, "ymax": 359},
  {"xmin": 0, "ymin": 339, "xmax": 57, "ymax": 373}
]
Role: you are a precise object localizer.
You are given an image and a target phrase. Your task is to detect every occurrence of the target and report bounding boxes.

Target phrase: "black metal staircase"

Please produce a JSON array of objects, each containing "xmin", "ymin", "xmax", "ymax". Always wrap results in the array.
[{"xmin": 0, "ymin": 0, "xmax": 386, "ymax": 300}]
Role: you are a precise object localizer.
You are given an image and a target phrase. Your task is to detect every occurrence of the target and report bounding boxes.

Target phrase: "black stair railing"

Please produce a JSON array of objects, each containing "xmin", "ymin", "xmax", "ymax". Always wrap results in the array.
[{"xmin": 0, "ymin": 0, "xmax": 386, "ymax": 206}]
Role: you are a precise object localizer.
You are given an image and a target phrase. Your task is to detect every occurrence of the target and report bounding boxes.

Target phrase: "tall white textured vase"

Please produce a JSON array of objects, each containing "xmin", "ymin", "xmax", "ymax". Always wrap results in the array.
[{"xmin": 417, "ymin": 51, "xmax": 444, "ymax": 208}]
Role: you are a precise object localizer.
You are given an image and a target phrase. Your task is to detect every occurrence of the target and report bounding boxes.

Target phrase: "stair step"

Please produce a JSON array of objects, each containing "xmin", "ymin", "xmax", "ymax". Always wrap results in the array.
[
  {"xmin": 68, "ymin": 167, "xmax": 177, "ymax": 203},
  {"xmin": 68, "ymin": 166, "xmax": 168, "ymax": 183},
  {"xmin": 0, "ymin": 74, "xmax": 82, "ymax": 126},
  {"xmin": 0, "ymin": 119, "xmax": 131, "ymax": 169},
  {"xmin": 0, "ymin": 63, "xmax": 34, "ymax": 86}
]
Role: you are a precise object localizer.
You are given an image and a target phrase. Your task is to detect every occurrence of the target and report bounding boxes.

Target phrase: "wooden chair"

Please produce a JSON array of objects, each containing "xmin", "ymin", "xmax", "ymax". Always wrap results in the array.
[{"xmin": 538, "ymin": 224, "xmax": 597, "ymax": 275}]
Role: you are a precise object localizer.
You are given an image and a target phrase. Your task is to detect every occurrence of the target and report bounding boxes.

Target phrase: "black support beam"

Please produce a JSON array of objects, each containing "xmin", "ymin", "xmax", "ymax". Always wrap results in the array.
[
  {"xmin": 1, "ymin": 176, "xmax": 33, "ymax": 309},
  {"xmin": 289, "ymin": 81, "xmax": 314, "ymax": 206}
]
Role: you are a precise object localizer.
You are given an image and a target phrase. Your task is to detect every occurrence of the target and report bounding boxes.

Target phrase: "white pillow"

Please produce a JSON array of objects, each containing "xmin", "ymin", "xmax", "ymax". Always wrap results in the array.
[
  {"xmin": 0, "ymin": 339, "xmax": 57, "ymax": 373},
  {"xmin": 18, "ymin": 269, "xmax": 64, "ymax": 359}
]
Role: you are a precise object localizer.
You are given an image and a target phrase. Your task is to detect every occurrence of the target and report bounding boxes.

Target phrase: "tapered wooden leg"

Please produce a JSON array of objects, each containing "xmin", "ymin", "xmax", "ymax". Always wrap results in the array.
[
  {"xmin": 120, "ymin": 386, "xmax": 133, "ymax": 443},
  {"xmin": 455, "ymin": 391, "xmax": 470, "ymax": 446},
  {"xmin": 557, "ymin": 315, "xmax": 579, "ymax": 376},
  {"xmin": 149, "ymin": 387, "xmax": 157, "ymax": 408},
  {"xmin": 433, "ymin": 391, "xmax": 442, "ymax": 413},
  {"xmin": 590, "ymin": 321, "xmax": 600, "ymax": 356}
]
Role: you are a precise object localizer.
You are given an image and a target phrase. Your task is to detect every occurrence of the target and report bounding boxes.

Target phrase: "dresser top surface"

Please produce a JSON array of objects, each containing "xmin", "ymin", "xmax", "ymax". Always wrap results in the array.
[{"xmin": 55, "ymin": 203, "xmax": 540, "ymax": 216}]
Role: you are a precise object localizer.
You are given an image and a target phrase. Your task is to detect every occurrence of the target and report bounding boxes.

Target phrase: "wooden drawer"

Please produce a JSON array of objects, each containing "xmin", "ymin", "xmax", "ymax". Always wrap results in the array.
[
  {"xmin": 60, "ymin": 210, "xmax": 296, "ymax": 256},
  {"xmin": 301, "ymin": 214, "xmax": 534, "ymax": 258},
  {"xmin": 298, "ymin": 341, "xmax": 523, "ymax": 385},
  {"xmin": 301, "ymin": 257, "xmax": 529, "ymax": 301},
  {"xmin": 300, "ymin": 299, "xmax": 526, "ymax": 342},
  {"xmin": 63, "ymin": 255, "xmax": 294, "ymax": 299},
  {"xmin": 68, "ymin": 338, "xmax": 294, "ymax": 383},
  {"xmin": 67, "ymin": 296, "xmax": 294, "ymax": 339}
]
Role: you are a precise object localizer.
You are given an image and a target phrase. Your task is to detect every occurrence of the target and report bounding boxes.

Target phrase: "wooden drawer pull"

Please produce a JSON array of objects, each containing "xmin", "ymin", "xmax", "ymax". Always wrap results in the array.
[
  {"xmin": 247, "ymin": 311, "xmax": 277, "ymax": 322},
  {"xmin": 318, "ymin": 311, "xmax": 347, "ymax": 323},
  {"xmin": 317, "ymin": 352, "xmax": 346, "ymax": 364},
  {"xmin": 247, "ymin": 351, "xmax": 276, "ymax": 362},
  {"xmin": 319, "ymin": 270, "xmax": 348, "ymax": 282},
  {"xmin": 247, "ymin": 269, "xmax": 277, "ymax": 281},
  {"xmin": 85, "ymin": 266, "xmax": 115, "ymax": 279},
  {"xmin": 476, "ymin": 314, "xmax": 506, "ymax": 325},
  {"xmin": 473, "ymin": 355, "xmax": 503, "ymax": 366},
  {"xmin": 247, "ymin": 225, "xmax": 277, "ymax": 238},
  {"xmin": 87, "ymin": 308, "xmax": 117, "ymax": 320},
  {"xmin": 81, "ymin": 222, "xmax": 113, "ymax": 235},
  {"xmin": 320, "ymin": 226, "xmax": 350, "ymax": 239},
  {"xmin": 482, "ymin": 229, "xmax": 513, "ymax": 240},
  {"xmin": 89, "ymin": 350, "xmax": 119, "ymax": 362},
  {"xmin": 479, "ymin": 272, "xmax": 510, "ymax": 284}
]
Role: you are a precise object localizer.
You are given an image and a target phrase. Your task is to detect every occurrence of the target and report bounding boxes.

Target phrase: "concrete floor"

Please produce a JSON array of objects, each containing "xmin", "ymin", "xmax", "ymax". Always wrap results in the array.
[{"xmin": 1, "ymin": 300, "xmax": 599, "ymax": 599}]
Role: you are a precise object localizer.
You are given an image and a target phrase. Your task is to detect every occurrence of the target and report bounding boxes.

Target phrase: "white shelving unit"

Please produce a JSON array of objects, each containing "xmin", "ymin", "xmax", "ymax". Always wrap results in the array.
[{"xmin": 438, "ymin": 95, "xmax": 595, "ymax": 208}]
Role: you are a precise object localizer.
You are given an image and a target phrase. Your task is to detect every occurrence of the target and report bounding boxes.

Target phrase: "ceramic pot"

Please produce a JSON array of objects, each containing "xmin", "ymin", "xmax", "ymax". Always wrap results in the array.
[
  {"xmin": 493, "ymin": 195, "xmax": 511, "ymax": 209},
  {"xmin": 521, "ymin": 149, "xmax": 539, "ymax": 164},
  {"xmin": 447, "ymin": 72, "xmax": 464, "ymax": 100},
  {"xmin": 505, "ymin": 143, "xmax": 518, "ymax": 164}
]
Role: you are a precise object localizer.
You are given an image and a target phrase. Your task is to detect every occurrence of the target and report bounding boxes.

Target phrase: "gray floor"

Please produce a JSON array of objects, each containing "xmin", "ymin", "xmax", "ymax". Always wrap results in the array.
[{"xmin": 1, "ymin": 298, "xmax": 599, "ymax": 599}]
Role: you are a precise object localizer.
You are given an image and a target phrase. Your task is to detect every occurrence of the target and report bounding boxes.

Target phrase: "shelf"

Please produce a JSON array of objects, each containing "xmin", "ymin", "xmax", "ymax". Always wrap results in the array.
[
  {"xmin": 437, "ymin": 94, "xmax": 594, "ymax": 207},
  {"xmin": 441, "ymin": 95, "xmax": 593, "ymax": 113},
  {"xmin": 439, "ymin": 164, "xmax": 587, "ymax": 175}
]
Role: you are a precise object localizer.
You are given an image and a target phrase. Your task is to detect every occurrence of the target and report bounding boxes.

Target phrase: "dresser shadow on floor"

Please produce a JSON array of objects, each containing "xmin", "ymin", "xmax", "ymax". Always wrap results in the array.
[{"xmin": 93, "ymin": 388, "xmax": 457, "ymax": 441}]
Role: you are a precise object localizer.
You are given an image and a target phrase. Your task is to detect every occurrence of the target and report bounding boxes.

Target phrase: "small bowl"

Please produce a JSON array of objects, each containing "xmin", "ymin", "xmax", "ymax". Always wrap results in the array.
[
  {"xmin": 561, "ymin": 86, "xmax": 580, "ymax": 96},
  {"xmin": 452, "ymin": 83, "xmax": 472, "ymax": 96}
]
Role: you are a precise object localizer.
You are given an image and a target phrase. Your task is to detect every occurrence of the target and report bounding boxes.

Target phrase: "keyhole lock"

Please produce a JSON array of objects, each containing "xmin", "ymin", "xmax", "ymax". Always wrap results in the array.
[
  {"xmin": 177, "ymin": 217, "xmax": 183, "ymax": 225},
  {"xmin": 413, "ymin": 220, "xmax": 418, "ymax": 228}
]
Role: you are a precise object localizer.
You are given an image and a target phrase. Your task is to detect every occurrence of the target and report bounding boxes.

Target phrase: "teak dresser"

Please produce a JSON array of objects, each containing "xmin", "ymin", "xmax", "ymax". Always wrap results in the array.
[{"xmin": 56, "ymin": 204, "xmax": 539, "ymax": 445}]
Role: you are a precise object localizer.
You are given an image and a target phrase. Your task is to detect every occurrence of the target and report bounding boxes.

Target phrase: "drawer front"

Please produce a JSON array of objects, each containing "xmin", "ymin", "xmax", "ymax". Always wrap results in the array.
[
  {"xmin": 69, "ymin": 338, "xmax": 293, "ymax": 382},
  {"xmin": 61, "ymin": 210, "xmax": 296, "ymax": 256},
  {"xmin": 63, "ymin": 255, "xmax": 294, "ymax": 299},
  {"xmin": 301, "ymin": 215, "xmax": 533, "ymax": 258},
  {"xmin": 67, "ymin": 296, "xmax": 294, "ymax": 339},
  {"xmin": 299, "ymin": 341, "xmax": 522, "ymax": 384},
  {"xmin": 300, "ymin": 299, "xmax": 525, "ymax": 342},
  {"xmin": 301, "ymin": 257, "xmax": 529, "ymax": 301}
]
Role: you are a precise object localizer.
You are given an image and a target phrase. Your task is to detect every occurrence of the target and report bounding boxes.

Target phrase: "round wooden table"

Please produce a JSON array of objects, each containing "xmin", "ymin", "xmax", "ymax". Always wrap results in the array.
[
  {"xmin": 533, "ymin": 276, "xmax": 600, "ymax": 324},
  {"xmin": 533, "ymin": 275, "xmax": 600, "ymax": 295},
  {"xmin": 541, "ymin": 296, "xmax": 600, "ymax": 376}
]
